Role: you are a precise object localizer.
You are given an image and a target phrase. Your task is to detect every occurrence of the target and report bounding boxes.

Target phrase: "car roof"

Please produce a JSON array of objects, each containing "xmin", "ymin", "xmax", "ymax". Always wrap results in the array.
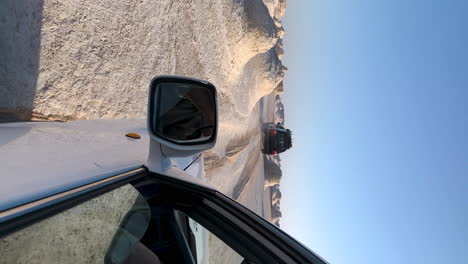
[{"xmin": 0, "ymin": 119, "xmax": 149, "ymax": 212}]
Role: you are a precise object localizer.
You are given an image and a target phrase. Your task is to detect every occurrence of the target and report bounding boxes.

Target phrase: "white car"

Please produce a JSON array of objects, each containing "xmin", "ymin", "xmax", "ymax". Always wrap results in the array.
[{"xmin": 0, "ymin": 76, "xmax": 327, "ymax": 264}]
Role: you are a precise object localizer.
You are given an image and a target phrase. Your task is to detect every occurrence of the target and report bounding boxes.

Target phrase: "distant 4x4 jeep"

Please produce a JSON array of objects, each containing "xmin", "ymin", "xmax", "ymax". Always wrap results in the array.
[{"xmin": 263, "ymin": 122, "xmax": 292, "ymax": 155}]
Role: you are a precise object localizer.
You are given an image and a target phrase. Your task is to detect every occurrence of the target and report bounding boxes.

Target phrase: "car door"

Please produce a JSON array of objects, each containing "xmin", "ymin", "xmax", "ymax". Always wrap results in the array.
[
  {"xmin": 0, "ymin": 167, "xmax": 327, "ymax": 264},
  {"xmin": 1, "ymin": 76, "xmax": 326, "ymax": 263},
  {"xmin": 0, "ymin": 168, "xmax": 153, "ymax": 264},
  {"xmin": 142, "ymin": 171, "xmax": 328, "ymax": 264}
]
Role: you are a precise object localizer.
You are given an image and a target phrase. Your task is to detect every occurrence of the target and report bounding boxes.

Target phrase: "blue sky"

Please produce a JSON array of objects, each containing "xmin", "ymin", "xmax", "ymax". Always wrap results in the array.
[{"xmin": 280, "ymin": 1, "xmax": 468, "ymax": 263}]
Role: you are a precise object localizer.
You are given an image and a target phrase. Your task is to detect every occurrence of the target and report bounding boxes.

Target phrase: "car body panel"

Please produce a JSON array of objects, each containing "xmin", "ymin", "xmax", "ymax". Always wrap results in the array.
[{"xmin": 0, "ymin": 119, "xmax": 203, "ymax": 212}]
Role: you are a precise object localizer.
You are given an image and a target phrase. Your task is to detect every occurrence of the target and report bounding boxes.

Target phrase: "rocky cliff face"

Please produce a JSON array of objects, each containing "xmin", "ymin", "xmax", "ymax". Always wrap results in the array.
[
  {"xmin": 270, "ymin": 184, "xmax": 282, "ymax": 226},
  {"xmin": 1, "ymin": 0, "xmax": 286, "ymax": 122}
]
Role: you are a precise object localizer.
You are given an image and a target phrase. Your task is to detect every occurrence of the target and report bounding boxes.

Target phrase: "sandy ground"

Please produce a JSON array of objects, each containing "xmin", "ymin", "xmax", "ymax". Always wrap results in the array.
[
  {"xmin": 261, "ymin": 93, "xmax": 277, "ymax": 219},
  {"xmin": 205, "ymin": 92, "xmax": 277, "ymax": 264},
  {"xmin": 206, "ymin": 91, "xmax": 277, "ymax": 220}
]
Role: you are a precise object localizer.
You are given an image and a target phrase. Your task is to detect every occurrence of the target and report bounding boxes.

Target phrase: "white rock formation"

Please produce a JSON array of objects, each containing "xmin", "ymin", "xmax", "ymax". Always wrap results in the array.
[
  {"xmin": 275, "ymin": 93, "xmax": 285, "ymax": 125},
  {"xmin": 3, "ymin": 0, "xmax": 285, "ymax": 122},
  {"xmin": 264, "ymin": 155, "xmax": 282, "ymax": 187},
  {"xmin": 272, "ymin": 188, "xmax": 282, "ymax": 204},
  {"xmin": 262, "ymin": 0, "xmax": 287, "ymax": 26},
  {"xmin": 271, "ymin": 203, "xmax": 282, "ymax": 224}
]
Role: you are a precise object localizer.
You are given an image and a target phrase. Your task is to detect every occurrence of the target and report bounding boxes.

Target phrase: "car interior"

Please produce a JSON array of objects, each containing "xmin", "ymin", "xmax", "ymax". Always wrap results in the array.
[
  {"xmin": 105, "ymin": 176, "xmax": 252, "ymax": 264},
  {"xmin": 105, "ymin": 184, "xmax": 201, "ymax": 264}
]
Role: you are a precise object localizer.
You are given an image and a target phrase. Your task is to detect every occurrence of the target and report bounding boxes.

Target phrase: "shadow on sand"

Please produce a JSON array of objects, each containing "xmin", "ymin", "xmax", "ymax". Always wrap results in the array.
[{"xmin": 0, "ymin": 0, "xmax": 44, "ymax": 121}]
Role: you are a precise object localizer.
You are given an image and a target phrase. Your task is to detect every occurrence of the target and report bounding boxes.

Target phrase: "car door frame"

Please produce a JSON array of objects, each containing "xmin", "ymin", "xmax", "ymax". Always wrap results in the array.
[
  {"xmin": 0, "ymin": 167, "xmax": 147, "ymax": 237},
  {"xmin": 0, "ymin": 168, "xmax": 327, "ymax": 264},
  {"xmin": 144, "ymin": 171, "xmax": 328, "ymax": 264}
]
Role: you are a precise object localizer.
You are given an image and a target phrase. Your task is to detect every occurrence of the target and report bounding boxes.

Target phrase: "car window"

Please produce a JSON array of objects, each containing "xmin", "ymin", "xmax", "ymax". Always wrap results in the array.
[
  {"xmin": 0, "ymin": 184, "xmax": 151, "ymax": 264},
  {"xmin": 207, "ymin": 230, "xmax": 245, "ymax": 264},
  {"xmin": 180, "ymin": 213, "xmax": 245, "ymax": 264}
]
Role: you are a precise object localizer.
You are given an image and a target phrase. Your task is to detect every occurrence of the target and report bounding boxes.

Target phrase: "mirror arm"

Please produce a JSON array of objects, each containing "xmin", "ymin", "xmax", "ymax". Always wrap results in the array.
[{"xmin": 146, "ymin": 140, "xmax": 171, "ymax": 174}]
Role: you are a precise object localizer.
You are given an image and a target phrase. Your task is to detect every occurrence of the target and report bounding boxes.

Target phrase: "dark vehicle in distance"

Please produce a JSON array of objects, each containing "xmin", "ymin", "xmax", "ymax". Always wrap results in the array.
[{"xmin": 263, "ymin": 122, "xmax": 292, "ymax": 155}]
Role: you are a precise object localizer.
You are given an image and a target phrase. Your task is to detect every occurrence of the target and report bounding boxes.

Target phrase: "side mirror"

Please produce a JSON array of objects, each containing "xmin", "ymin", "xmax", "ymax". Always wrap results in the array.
[{"xmin": 147, "ymin": 76, "xmax": 218, "ymax": 154}]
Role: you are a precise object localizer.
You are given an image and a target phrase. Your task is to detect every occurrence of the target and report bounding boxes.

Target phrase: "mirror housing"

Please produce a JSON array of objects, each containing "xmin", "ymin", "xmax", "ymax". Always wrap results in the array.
[{"xmin": 147, "ymin": 76, "xmax": 218, "ymax": 156}]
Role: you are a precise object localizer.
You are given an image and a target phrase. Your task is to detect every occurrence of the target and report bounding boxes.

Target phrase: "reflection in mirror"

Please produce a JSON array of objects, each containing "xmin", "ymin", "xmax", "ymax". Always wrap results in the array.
[{"xmin": 154, "ymin": 83, "xmax": 215, "ymax": 143}]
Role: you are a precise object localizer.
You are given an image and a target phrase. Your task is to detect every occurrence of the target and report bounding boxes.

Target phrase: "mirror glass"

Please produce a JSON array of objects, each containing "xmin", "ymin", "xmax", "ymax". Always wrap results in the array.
[{"xmin": 154, "ymin": 82, "xmax": 215, "ymax": 143}]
